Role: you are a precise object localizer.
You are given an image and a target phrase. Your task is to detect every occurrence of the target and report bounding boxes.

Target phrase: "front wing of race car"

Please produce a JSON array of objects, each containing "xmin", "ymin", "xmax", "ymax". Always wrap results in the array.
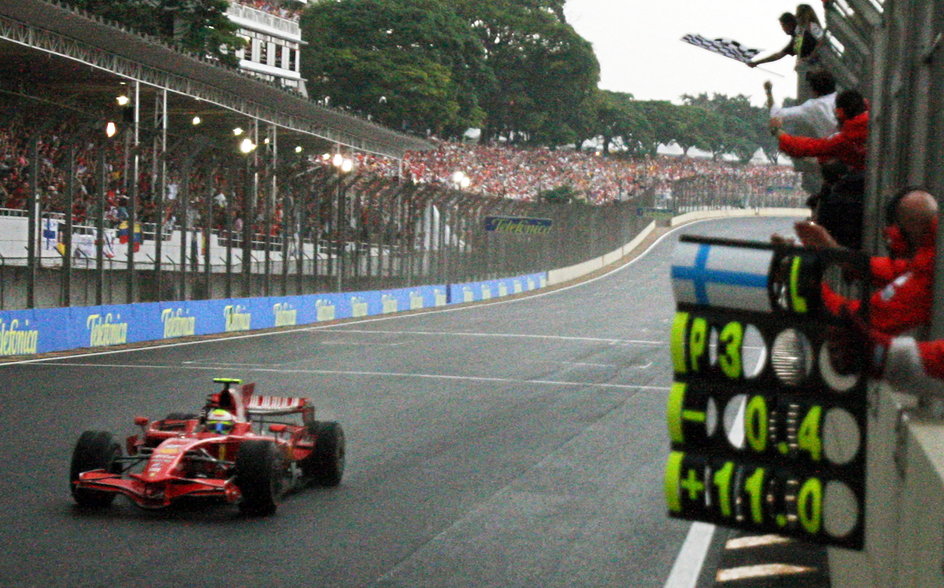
[
  {"xmin": 75, "ymin": 469, "xmax": 241, "ymax": 509},
  {"xmin": 74, "ymin": 436, "xmax": 243, "ymax": 509}
]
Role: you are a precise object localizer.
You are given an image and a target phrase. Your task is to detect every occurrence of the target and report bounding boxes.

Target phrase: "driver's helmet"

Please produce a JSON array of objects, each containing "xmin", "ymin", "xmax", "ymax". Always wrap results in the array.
[{"xmin": 206, "ymin": 408, "xmax": 235, "ymax": 434}]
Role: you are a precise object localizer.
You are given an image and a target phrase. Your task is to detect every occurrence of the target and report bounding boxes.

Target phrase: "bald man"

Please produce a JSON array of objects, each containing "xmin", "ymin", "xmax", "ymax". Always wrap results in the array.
[{"xmin": 796, "ymin": 187, "xmax": 937, "ymax": 336}]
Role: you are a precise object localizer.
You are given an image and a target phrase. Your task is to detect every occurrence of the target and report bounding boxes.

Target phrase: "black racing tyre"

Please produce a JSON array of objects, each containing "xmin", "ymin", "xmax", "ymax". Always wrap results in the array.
[
  {"xmin": 70, "ymin": 431, "xmax": 122, "ymax": 507},
  {"xmin": 235, "ymin": 440, "xmax": 283, "ymax": 515},
  {"xmin": 163, "ymin": 412, "xmax": 198, "ymax": 421},
  {"xmin": 302, "ymin": 421, "xmax": 345, "ymax": 487}
]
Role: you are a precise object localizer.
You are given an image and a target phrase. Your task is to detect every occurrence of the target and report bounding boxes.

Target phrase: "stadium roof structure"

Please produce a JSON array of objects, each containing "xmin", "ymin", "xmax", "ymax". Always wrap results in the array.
[{"xmin": 0, "ymin": 0, "xmax": 432, "ymax": 159}]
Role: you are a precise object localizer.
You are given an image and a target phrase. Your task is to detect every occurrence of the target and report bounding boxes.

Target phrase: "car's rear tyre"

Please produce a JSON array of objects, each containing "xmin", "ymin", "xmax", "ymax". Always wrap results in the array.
[
  {"xmin": 70, "ymin": 431, "xmax": 122, "ymax": 507},
  {"xmin": 302, "ymin": 421, "xmax": 345, "ymax": 487},
  {"xmin": 235, "ymin": 440, "xmax": 283, "ymax": 516}
]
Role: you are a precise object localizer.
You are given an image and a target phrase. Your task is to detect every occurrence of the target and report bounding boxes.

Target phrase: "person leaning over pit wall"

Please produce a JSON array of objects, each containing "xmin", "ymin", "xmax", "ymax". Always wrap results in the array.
[
  {"xmin": 774, "ymin": 188, "xmax": 938, "ymax": 384},
  {"xmin": 770, "ymin": 88, "xmax": 869, "ymax": 174},
  {"xmin": 791, "ymin": 189, "xmax": 936, "ymax": 380},
  {"xmin": 765, "ymin": 68, "xmax": 838, "ymax": 211},
  {"xmin": 793, "ymin": 187, "xmax": 937, "ymax": 337},
  {"xmin": 771, "ymin": 88, "xmax": 869, "ymax": 248},
  {"xmin": 765, "ymin": 70, "xmax": 837, "ymax": 139}
]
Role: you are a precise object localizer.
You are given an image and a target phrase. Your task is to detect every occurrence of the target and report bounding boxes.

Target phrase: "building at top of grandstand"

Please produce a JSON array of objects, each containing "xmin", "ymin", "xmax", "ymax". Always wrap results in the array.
[{"xmin": 227, "ymin": 0, "xmax": 308, "ymax": 96}]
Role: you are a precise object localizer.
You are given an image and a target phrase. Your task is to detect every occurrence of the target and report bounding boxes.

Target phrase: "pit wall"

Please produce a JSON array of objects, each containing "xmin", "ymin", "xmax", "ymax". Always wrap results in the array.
[
  {"xmin": 828, "ymin": 385, "xmax": 944, "ymax": 587},
  {"xmin": 0, "ymin": 207, "xmax": 805, "ymax": 358}
]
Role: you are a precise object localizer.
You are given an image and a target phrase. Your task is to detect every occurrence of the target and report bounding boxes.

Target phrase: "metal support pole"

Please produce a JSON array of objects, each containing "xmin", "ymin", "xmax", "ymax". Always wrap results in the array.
[
  {"xmin": 95, "ymin": 144, "xmax": 106, "ymax": 306},
  {"xmin": 296, "ymin": 181, "xmax": 306, "ymax": 294},
  {"xmin": 204, "ymin": 169, "xmax": 214, "ymax": 299},
  {"xmin": 126, "ymin": 79, "xmax": 140, "ymax": 303},
  {"xmin": 225, "ymin": 167, "xmax": 235, "ymax": 299},
  {"xmin": 179, "ymin": 170, "xmax": 190, "ymax": 301},
  {"xmin": 26, "ymin": 136, "xmax": 39, "ymax": 308},
  {"xmin": 63, "ymin": 147, "xmax": 75, "ymax": 306},
  {"xmin": 154, "ymin": 89, "xmax": 167, "ymax": 301},
  {"xmin": 264, "ymin": 125, "xmax": 275, "ymax": 296},
  {"xmin": 335, "ymin": 173, "xmax": 344, "ymax": 292},
  {"xmin": 242, "ymin": 120, "xmax": 259, "ymax": 298}
]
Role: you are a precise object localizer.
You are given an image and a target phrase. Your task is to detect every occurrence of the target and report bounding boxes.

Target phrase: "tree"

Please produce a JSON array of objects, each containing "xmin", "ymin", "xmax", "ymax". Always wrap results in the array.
[
  {"xmin": 681, "ymin": 93, "xmax": 770, "ymax": 162},
  {"xmin": 636, "ymin": 100, "xmax": 685, "ymax": 156},
  {"xmin": 591, "ymin": 91, "xmax": 655, "ymax": 156},
  {"xmin": 62, "ymin": 0, "xmax": 245, "ymax": 67},
  {"xmin": 539, "ymin": 184, "xmax": 579, "ymax": 203},
  {"xmin": 300, "ymin": 0, "xmax": 492, "ymax": 136},
  {"xmin": 452, "ymin": 0, "xmax": 600, "ymax": 144}
]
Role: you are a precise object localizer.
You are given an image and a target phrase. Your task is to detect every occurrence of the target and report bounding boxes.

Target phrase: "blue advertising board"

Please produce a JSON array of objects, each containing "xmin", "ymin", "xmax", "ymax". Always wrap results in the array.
[{"xmin": 0, "ymin": 274, "xmax": 545, "ymax": 358}]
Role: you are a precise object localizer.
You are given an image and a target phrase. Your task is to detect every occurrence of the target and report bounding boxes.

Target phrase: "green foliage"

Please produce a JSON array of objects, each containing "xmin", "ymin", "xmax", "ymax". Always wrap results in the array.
[
  {"xmin": 539, "ymin": 184, "xmax": 580, "ymax": 204},
  {"xmin": 452, "ymin": 0, "xmax": 600, "ymax": 145},
  {"xmin": 681, "ymin": 93, "xmax": 770, "ymax": 162},
  {"xmin": 62, "ymin": 0, "xmax": 244, "ymax": 66},
  {"xmin": 590, "ymin": 91, "xmax": 654, "ymax": 156},
  {"xmin": 301, "ymin": 0, "xmax": 492, "ymax": 136}
]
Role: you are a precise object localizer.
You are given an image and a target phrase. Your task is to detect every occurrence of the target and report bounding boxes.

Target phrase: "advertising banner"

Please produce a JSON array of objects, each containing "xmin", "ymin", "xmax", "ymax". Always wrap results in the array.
[{"xmin": 0, "ymin": 272, "xmax": 545, "ymax": 357}]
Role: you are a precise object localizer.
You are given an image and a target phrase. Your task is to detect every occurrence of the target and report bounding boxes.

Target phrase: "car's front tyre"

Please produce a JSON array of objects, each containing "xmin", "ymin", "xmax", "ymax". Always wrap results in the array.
[
  {"xmin": 235, "ymin": 440, "xmax": 283, "ymax": 515},
  {"xmin": 70, "ymin": 431, "xmax": 122, "ymax": 507}
]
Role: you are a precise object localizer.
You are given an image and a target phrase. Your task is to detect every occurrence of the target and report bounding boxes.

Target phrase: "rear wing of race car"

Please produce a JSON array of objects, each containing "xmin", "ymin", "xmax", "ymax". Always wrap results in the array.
[{"xmin": 246, "ymin": 394, "xmax": 310, "ymax": 417}]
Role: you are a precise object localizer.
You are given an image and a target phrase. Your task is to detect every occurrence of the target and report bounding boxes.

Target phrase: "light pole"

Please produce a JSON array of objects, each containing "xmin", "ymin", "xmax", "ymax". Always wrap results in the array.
[
  {"xmin": 332, "ymin": 153, "xmax": 353, "ymax": 292},
  {"xmin": 239, "ymin": 134, "xmax": 258, "ymax": 298}
]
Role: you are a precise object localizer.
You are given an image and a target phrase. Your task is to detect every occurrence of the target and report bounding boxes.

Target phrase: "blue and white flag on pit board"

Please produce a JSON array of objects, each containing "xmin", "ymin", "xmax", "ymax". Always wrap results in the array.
[{"xmin": 671, "ymin": 241, "xmax": 772, "ymax": 312}]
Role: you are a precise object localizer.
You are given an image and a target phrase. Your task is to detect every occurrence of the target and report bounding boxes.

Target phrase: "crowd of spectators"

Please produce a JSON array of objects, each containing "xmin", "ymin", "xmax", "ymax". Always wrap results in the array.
[
  {"xmin": 352, "ymin": 140, "xmax": 801, "ymax": 206},
  {"xmin": 1, "ymin": 108, "xmax": 801, "ymax": 238}
]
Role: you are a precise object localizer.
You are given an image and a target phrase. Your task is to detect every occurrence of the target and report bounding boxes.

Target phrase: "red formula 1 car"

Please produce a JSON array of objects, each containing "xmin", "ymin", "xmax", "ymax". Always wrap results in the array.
[{"xmin": 70, "ymin": 378, "xmax": 345, "ymax": 515}]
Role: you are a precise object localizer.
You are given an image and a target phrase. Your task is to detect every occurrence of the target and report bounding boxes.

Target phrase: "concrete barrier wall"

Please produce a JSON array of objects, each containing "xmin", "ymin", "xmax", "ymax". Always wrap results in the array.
[
  {"xmin": 547, "ymin": 221, "xmax": 656, "ymax": 286},
  {"xmin": 549, "ymin": 208, "xmax": 808, "ymax": 286},
  {"xmin": 670, "ymin": 207, "xmax": 808, "ymax": 227},
  {"xmin": 828, "ymin": 385, "xmax": 944, "ymax": 587}
]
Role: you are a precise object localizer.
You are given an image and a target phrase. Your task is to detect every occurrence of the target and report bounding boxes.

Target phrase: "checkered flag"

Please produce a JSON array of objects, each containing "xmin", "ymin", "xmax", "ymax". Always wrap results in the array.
[{"xmin": 682, "ymin": 34, "xmax": 761, "ymax": 63}]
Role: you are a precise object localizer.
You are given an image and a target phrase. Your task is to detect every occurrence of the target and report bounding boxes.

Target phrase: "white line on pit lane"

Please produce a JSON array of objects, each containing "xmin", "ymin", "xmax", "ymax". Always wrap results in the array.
[
  {"xmin": 316, "ymin": 328, "xmax": 664, "ymax": 346},
  {"xmin": 320, "ymin": 340, "xmax": 403, "ymax": 346},
  {"xmin": 182, "ymin": 361, "xmax": 279, "ymax": 367},
  {"xmin": 44, "ymin": 361, "xmax": 671, "ymax": 391}
]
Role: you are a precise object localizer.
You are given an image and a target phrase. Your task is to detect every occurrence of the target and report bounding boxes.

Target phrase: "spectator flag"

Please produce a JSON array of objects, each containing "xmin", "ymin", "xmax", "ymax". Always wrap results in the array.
[
  {"xmin": 681, "ymin": 34, "xmax": 761, "ymax": 64},
  {"xmin": 117, "ymin": 220, "xmax": 142, "ymax": 252}
]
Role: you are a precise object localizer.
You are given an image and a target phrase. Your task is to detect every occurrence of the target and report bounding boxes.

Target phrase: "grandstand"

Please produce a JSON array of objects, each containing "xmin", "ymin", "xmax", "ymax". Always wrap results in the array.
[{"xmin": 228, "ymin": 0, "xmax": 307, "ymax": 95}]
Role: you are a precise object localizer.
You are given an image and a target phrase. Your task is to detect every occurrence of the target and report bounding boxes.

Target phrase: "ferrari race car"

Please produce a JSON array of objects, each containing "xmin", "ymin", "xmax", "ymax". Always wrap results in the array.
[{"xmin": 70, "ymin": 378, "xmax": 345, "ymax": 515}]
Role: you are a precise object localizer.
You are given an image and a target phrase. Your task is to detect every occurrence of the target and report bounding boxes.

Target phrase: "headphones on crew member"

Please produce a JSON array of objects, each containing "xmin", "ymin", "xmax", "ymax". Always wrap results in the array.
[{"xmin": 883, "ymin": 186, "xmax": 934, "ymax": 256}]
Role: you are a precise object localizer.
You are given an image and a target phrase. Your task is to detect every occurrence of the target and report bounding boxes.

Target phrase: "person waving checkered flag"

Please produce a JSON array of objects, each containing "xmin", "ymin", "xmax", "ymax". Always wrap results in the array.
[{"xmin": 682, "ymin": 33, "xmax": 761, "ymax": 63}]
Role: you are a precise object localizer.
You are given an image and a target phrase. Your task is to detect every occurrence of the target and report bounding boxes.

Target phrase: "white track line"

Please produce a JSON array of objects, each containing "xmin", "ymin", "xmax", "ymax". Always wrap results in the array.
[
  {"xmin": 320, "ymin": 328, "xmax": 664, "ymax": 346},
  {"xmin": 44, "ymin": 361, "xmax": 670, "ymax": 391}
]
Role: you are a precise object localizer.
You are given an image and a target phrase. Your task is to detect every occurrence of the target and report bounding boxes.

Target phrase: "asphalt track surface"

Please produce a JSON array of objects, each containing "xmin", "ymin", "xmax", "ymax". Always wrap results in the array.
[{"xmin": 0, "ymin": 216, "xmax": 800, "ymax": 587}]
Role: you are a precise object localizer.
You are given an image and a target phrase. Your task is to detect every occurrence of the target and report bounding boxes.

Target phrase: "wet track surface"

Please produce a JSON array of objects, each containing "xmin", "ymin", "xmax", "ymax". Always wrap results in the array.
[{"xmin": 0, "ymin": 217, "xmax": 802, "ymax": 587}]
